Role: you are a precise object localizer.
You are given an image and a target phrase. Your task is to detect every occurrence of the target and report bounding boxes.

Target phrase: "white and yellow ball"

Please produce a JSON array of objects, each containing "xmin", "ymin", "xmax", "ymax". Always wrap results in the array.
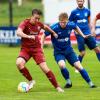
[{"xmin": 18, "ymin": 82, "xmax": 29, "ymax": 92}]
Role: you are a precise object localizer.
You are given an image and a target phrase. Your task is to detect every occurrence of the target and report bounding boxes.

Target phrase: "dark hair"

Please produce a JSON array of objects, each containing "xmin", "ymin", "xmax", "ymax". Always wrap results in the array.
[
  {"xmin": 32, "ymin": 9, "xmax": 42, "ymax": 16},
  {"xmin": 59, "ymin": 13, "xmax": 68, "ymax": 21}
]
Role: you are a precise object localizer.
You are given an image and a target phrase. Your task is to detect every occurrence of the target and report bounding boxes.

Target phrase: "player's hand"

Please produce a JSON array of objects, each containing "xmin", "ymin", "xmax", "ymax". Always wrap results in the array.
[
  {"xmin": 91, "ymin": 33, "xmax": 96, "ymax": 37},
  {"xmin": 28, "ymin": 35, "xmax": 35, "ymax": 40},
  {"xmin": 53, "ymin": 33, "xmax": 58, "ymax": 38},
  {"xmin": 83, "ymin": 34, "xmax": 91, "ymax": 39}
]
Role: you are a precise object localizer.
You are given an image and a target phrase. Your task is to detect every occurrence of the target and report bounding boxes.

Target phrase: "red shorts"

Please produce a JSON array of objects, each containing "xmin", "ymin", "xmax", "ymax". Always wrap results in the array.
[{"xmin": 18, "ymin": 47, "xmax": 45, "ymax": 65}]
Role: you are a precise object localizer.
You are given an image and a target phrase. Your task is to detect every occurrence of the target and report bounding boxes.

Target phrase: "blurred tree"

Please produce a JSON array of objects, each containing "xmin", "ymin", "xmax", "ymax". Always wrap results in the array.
[{"xmin": 0, "ymin": 0, "xmax": 17, "ymax": 3}]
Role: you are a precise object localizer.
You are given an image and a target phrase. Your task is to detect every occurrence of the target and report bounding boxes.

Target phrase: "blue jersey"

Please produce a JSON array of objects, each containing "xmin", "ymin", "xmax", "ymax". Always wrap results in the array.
[
  {"xmin": 69, "ymin": 7, "xmax": 91, "ymax": 35},
  {"xmin": 45, "ymin": 21, "xmax": 77, "ymax": 54}
]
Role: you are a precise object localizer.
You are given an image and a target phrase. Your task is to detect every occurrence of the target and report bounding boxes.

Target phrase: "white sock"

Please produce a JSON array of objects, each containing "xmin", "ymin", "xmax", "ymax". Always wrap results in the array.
[
  {"xmin": 67, "ymin": 79, "xmax": 71, "ymax": 84},
  {"xmin": 88, "ymin": 81, "xmax": 94, "ymax": 86}
]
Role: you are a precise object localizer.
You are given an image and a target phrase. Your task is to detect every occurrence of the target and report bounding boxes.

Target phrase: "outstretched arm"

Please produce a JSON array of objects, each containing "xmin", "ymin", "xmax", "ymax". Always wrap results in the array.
[
  {"xmin": 91, "ymin": 17, "xmax": 97, "ymax": 37},
  {"xmin": 74, "ymin": 26, "xmax": 88, "ymax": 38},
  {"xmin": 41, "ymin": 33, "xmax": 46, "ymax": 48},
  {"xmin": 44, "ymin": 24, "xmax": 58, "ymax": 38}
]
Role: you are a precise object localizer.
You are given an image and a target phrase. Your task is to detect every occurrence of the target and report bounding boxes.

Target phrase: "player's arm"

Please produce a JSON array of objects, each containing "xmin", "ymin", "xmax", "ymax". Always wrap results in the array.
[
  {"xmin": 41, "ymin": 30, "xmax": 51, "ymax": 48},
  {"xmin": 41, "ymin": 33, "xmax": 46, "ymax": 48},
  {"xmin": 74, "ymin": 26, "xmax": 88, "ymax": 38},
  {"xmin": 91, "ymin": 16, "xmax": 98, "ymax": 37},
  {"xmin": 88, "ymin": 16, "xmax": 92, "ymax": 28},
  {"xmin": 16, "ymin": 28, "xmax": 35, "ymax": 39},
  {"xmin": 44, "ymin": 24, "xmax": 58, "ymax": 38}
]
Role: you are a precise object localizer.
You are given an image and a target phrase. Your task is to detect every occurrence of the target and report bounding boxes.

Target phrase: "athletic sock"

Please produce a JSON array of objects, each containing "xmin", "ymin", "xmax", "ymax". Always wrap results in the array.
[
  {"xmin": 96, "ymin": 53, "xmax": 100, "ymax": 61},
  {"xmin": 46, "ymin": 70, "xmax": 59, "ymax": 88},
  {"xmin": 61, "ymin": 67, "xmax": 71, "ymax": 84},
  {"xmin": 20, "ymin": 67, "xmax": 32, "ymax": 81},
  {"xmin": 88, "ymin": 81, "xmax": 94, "ymax": 87},
  {"xmin": 79, "ymin": 69, "xmax": 91, "ymax": 83},
  {"xmin": 78, "ymin": 55, "xmax": 83, "ymax": 62}
]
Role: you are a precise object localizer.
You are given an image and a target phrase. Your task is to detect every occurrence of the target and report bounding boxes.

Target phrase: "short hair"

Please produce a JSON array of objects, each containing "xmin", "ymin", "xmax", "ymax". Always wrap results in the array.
[
  {"xmin": 59, "ymin": 13, "xmax": 68, "ymax": 21},
  {"xmin": 76, "ymin": 0, "xmax": 84, "ymax": 2},
  {"xmin": 32, "ymin": 9, "xmax": 42, "ymax": 16}
]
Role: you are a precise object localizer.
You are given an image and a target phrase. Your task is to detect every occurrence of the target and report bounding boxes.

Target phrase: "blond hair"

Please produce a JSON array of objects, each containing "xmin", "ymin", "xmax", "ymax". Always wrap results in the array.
[{"xmin": 59, "ymin": 13, "xmax": 68, "ymax": 21}]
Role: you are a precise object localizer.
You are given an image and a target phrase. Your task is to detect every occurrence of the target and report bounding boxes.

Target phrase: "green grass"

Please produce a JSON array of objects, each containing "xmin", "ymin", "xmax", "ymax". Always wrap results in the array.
[
  {"xmin": 0, "ymin": 45, "xmax": 100, "ymax": 100},
  {"xmin": 0, "ymin": 1, "xmax": 43, "ymax": 26}
]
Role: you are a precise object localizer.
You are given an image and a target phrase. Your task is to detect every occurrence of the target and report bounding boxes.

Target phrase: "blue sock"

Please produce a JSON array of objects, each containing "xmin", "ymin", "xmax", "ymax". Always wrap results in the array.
[
  {"xmin": 79, "ymin": 69, "xmax": 91, "ymax": 83},
  {"xmin": 96, "ymin": 53, "xmax": 100, "ymax": 61},
  {"xmin": 78, "ymin": 55, "xmax": 83, "ymax": 62},
  {"xmin": 61, "ymin": 67, "xmax": 69, "ymax": 80}
]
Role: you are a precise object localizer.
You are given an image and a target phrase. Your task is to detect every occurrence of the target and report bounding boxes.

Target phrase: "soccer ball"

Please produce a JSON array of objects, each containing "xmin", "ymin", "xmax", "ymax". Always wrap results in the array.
[{"xmin": 18, "ymin": 82, "xmax": 29, "ymax": 92}]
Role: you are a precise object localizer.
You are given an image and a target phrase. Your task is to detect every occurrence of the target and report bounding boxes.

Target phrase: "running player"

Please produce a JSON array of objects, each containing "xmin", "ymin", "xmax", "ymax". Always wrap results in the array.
[{"xmin": 16, "ymin": 9, "xmax": 64, "ymax": 92}]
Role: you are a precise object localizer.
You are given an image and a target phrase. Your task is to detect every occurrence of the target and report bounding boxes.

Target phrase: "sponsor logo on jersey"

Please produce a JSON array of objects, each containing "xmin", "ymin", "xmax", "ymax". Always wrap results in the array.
[
  {"xmin": 76, "ymin": 13, "xmax": 80, "ymax": 16},
  {"xmin": 77, "ymin": 19, "xmax": 87, "ymax": 23},
  {"xmin": 58, "ymin": 37, "xmax": 69, "ymax": 42}
]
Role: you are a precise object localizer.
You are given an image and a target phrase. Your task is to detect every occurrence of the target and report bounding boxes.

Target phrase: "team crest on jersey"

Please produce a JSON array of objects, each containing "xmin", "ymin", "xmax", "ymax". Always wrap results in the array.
[
  {"xmin": 76, "ymin": 13, "xmax": 80, "ymax": 16},
  {"xmin": 58, "ymin": 32, "xmax": 62, "ymax": 34},
  {"xmin": 37, "ymin": 26, "xmax": 41, "ymax": 30},
  {"xmin": 84, "ymin": 13, "xmax": 88, "ymax": 17}
]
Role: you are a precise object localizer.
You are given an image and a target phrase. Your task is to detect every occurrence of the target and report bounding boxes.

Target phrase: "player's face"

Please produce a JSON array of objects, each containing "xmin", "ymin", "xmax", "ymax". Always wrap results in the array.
[
  {"xmin": 30, "ymin": 14, "xmax": 40, "ymax": 24},
  {"xmin": 59, "ymin": 19, "xmax": 67, "ymax": 28},
  {"xmin": 77, "ymin": 0, "xmax": 84, "ymax": 8}
]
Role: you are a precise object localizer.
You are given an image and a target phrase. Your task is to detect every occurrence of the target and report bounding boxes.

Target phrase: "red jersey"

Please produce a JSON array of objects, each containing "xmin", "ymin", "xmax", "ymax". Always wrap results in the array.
[
  {"xmin": 18, "ymin": 19, "xmax": 44, "ymax": 48},
  {"xmin": 96, "ymin": 13, "xmax": 100, "ymax": 20}
]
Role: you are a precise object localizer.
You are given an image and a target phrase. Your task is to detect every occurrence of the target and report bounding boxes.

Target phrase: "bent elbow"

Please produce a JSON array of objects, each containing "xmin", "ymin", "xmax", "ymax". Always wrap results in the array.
[{"xmin": 16, "ymin": 29, "xmax": 20, "ymax": 37}]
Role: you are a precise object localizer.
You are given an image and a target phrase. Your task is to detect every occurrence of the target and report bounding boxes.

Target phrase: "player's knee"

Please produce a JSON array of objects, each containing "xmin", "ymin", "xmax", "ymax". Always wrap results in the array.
[
  {"xmin": 39, "ymin": 62, "xmax": 50, "ymax": 73},
  {"xmin": 74, "ymin": 61, "xmax": 83, "ymax": 71},
  {"xmin": 94, "ymin": 47, "xmax": 100, "ymax": 53},
  {"xmin": 16, "ymin": 58, "xmax": 25, "ymax": 68},
  {"xmin": 80, "ymin": 51, "xmax": 86, "ymax": 56},
  {"xmin": 58, "ymin": 61, "xmax": 66, "ymax": 68}
]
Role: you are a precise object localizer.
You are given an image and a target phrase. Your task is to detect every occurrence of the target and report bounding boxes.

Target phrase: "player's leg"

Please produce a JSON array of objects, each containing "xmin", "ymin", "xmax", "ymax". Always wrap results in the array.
[
  {"xmin": 86, "ymin": 36, "xmax": 100, "ymax": 61},
  {"xmin": 39, "ymin": 62, "xmax": 64, "ymax": 92},
  {"xmin": 76, "ymin": 35, "xmax": 86, "ymax": 62},
  {"xmin": 74, "ymin": 61, "xmax": 96, "ymax": 88},
  {"xmin": 94, "ymin": 46, "xmax": 100, "ymax": 61},
  {"xmin": 32, "ymin": 48, "xmax": 64, "ymax": 92},
  {"xmin": 16, "ymin": 48, "xmax": 35, "ymax": 89},
  {"xmin": 55, "ymin": 54, "xmax": 72, "ymax": 88},
  {"xmin": 67, "ymin": 51, "xmax": 96, "ymax": 88}
]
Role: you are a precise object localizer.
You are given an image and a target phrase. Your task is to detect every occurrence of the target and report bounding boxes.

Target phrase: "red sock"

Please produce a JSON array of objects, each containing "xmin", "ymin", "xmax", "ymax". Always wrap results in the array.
[
  {"xmin": 46, "ymin": 70, "xmax": 59, "ymax": 88},
  {"xmin": 20, "ymin": 67, "xmax": 32, "ymax": 81}
]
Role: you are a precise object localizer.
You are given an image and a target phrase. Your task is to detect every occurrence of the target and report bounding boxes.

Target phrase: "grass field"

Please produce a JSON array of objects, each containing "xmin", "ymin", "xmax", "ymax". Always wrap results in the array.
[{"xmin": 0, "ymin": 45, "xmax": 100, "ymax": 100}]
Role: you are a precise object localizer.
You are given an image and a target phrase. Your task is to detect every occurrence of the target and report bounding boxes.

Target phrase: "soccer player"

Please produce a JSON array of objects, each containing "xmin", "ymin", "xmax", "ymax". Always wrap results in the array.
[
  {"xmin": 69, "ymin": 0, "xmax": 100, "ymax": 64},
  {"xmin": 92, "ymin": 12, "xmax": 100, "ymax": 36},
  {"xmin": 16, "ymin": 9, "xmax": 64, "ymax": 92},
  {"xmin": 41, "ymin": 12, "xmax": 96, "ymax": 88}
]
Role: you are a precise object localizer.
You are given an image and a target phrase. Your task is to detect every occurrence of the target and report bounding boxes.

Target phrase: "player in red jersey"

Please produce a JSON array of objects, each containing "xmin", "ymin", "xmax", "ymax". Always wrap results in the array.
[
  {"xmin": 16, "ymin": 9, "xmax": 64, "ymax": 92},
  {"xmin": 92, "ymin": 13, "xmax": 100, "ymax": 36}
]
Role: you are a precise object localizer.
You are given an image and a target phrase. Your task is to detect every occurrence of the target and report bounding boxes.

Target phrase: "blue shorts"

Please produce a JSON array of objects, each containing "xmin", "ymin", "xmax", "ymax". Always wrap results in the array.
[
  {"xmin": 76, "ymin": 35, "xmax": 97, "ymax": 52},
  {"xmin": 54, "ymin": 50, "xmax": 79, "ymax": 66}
]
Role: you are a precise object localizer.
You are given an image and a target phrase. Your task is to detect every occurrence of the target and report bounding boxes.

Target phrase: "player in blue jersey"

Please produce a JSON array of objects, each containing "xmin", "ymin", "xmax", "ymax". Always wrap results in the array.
[
  {"xmin": 69, "ymin": 0, "xmax": 100, "ymax": 64},
  {"xmin": 41, "ymin": 12, "xmax": 96, "ymax": 88}
]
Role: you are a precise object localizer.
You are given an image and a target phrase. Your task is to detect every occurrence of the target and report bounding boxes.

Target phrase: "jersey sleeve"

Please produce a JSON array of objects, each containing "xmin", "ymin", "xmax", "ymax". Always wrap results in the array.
[
  {"xmin": 38, "ymin": 22, "xmax": 45, "ymax": 29},
  {"xmin": 96, "ymin": 13, "xmax": 100, "ymax": 20},
  {"xmin": 44, "ymin": 25, "xmax": 56, "ymax": 37},
  {"xmin": 68, "ymin": 22, "xmax": 77, "ymax": 30},
  {"xmin": 69, "ymin": 11, "xmax": 75, "ymax": 21},
  {"xmin": 88, "ymin": 9, "xmax": 91, "ymax": 17},
  {"xmin": 45, "ymin": 31, "xmax": 51, "ymax": 36},
  {"xmin": 18, "ymin": 20, "xmax": 27, "ymax": 30}
]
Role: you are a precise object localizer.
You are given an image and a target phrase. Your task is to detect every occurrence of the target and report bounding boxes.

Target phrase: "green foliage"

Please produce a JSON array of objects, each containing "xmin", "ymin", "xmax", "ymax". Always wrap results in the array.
[
  {"xmin": 0, "ymin": 1, "xmax": 43, "ymax": 26},
  {"xmin": 0, "ymin": 45, "xmax": 100, "ymax": 100}
]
